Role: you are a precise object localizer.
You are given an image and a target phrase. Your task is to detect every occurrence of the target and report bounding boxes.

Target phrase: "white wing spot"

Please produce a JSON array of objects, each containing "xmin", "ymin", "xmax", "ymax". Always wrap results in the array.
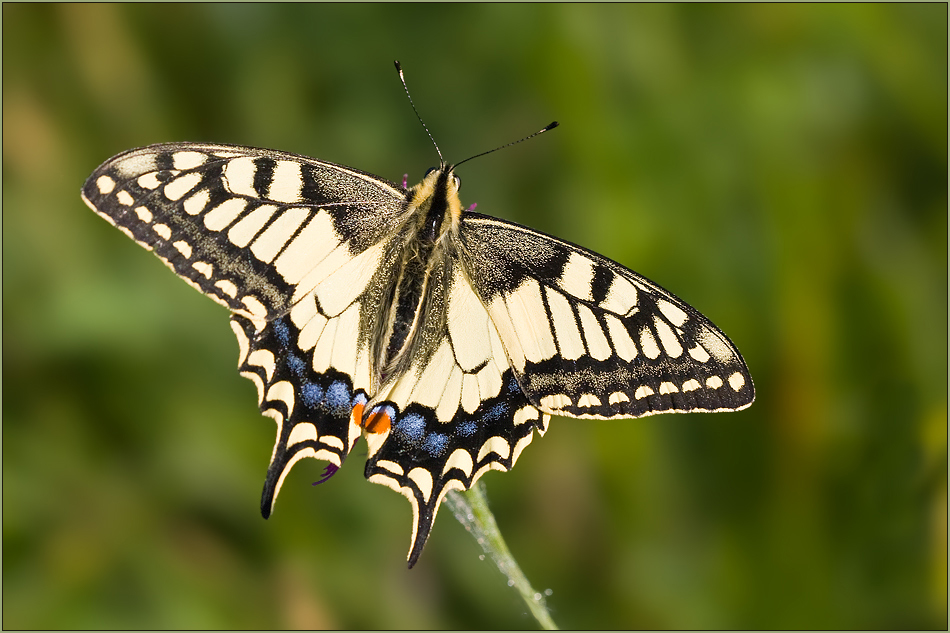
[
  {"xmin": 134, "ymin": 206, "xmax": 153, "ymax": 223},
  {"xmin": 546, "ymin": 287, "xmax": 585, "ymax": 361},
  {"xmin": 477, "ymin": 436, "xmax": 511, "ymax": 462},
  {"xmin": 682, "ymin": 379, "xmax": 701, "ymax": 392},
  {"xmin": 513, "ymin": 405, "xmax": 539, "ymax": 427},
  {"xmin": 487, "ymin": 296, "xmax": 526, "ymax": 374},
  {"xmin": 247, "ymin": 348, "xmax": 275, "ymax": 376},
  {"xmin": 604, "ymin": 313, "xmax": 637, "ymax": 362},
  {"xmin": 241, "ymin": 295, "xmax": 268, "ymax": 319},
  {"xmin": 658, "ymin": 381, "xmax": 678, "ymax": 395},
  {"xmin": 183, "ymin": 189, "xmax": 211, "ymax": 215},
  {"xmin": 658, "ymin": 299, "xmax": 688, "ymax": 327},
  {"xmin": 706, "ymin": 376, "xmax": 723, "ymax": 389},
  {"xmin": 268, "ymin": 160, "xmax": 304, "ymax": 203},
  {"xmin": 476, "ymin": 362, "xmax": 503, "ymax": 402},
  {"xmin": 698, "ymin": 327, "xmax": 734, "ymax": 362},
  {"xmin": 578, "ymin": 304, "xmax": 612, "ymax": 361},
  {"xmin": 287, "ymin": 422, "xmax": 318, "ymax": 447},
  {"xmin": 442, "ymin": 449, "xmax": 474, "ymax": 478},
  {"xmin": 408, "ymin": 467, "xmax": 434, "ymax": 502},
  {"xmin": 608, "ymin": 391, "xmax": 630, "ymax": 404},
  {"xmin": 728, "ymin": 372, "xmax": 746, "ymax": 391},
  {"xmin": 461, "ymin": 373, "xmax": 480, "ymax": 414},
  {"xmin": 329, "ymin": 303, "xmax": 361, "ymax": 381},
  {"xmin": 223, "ymin": 156, "xmax": 258, "ymax": 198},
  {"xmin": 172, "ymin": 151, "xmax": 208, "ymax": 170},
  {"xmin": 250, "ymin": 207, "xmax": 309, "ymax": 264},
  {"xmin": 265, "ymin": 379, "xmax": 295, "ymax": 412},
  {"xmin": 654, "ymin": 316, "xmax": 683, "ymax": 358},
  {"xmin": 273, "ymin": 210, "xmax": 341, "ymax": 285},
  {"xmin": 215, "ymin": 279, "xmax": 237, "ymax": 298},
  {"xmin": 114, "ymin": 153, "xmax": 158, "ymax": 178},
  {"xmin": 506, "ymin": 278, "xmax": 558, "ymax": 363},
  {"xmin": 137, "ymin": 173, "xmax": 161, "ymax": 190},
  {"xmin": 321, "ymin": 435, "xmax": 344, "ymax": 451},
  {"xmin": 204, "ymin": 198, "xmax": 248, "ymax": 232},
  {"xmin": 116, "ymin": 190, "xmax": 135, "ymax": 206},
  {"xmin": 409, "ymin": 341, "xmax": 454, "ymax": 409},
  {"xmin": 577, "ymin": 393, "xmax": 602, "ymax": 408},
  {"xmin": 435, "ymin": 365, "xmax": 464, "ymax": 423},
  {"xmin": 192, "ymin": 261, "xmax": 213, "ymax": 279},
  {"xmin": 688, "ymin": 345, "xmax": 711, "ymax": 363},
  {"xmin": 376, "ymin": 460, "xmax": 404, "ymax": 476},
  {"xmin": 558, "ymin": 251, "xmax": 596, "ymax": 301},
  {"xmin": 172, "ymin": 240, "xmax": 192, "ymax": 258},
  {"xmin": 540, "ymin": 394, "xmax": 572, "ymax": 410},
  {"xmin": 640, "ymin": 327, "xmax": 661, "ymax": 359},
  {"xmin": 152, "ymin": 223, "xmax": 171, "ymax": 240},
  {"xmin": 446, "ymin": 266, "xmax": 493, "ymax": 372},
  {"xmin": 297, "ymin": 309, "xmax": 328, "ymax": 352},
  {"xmin": 634, "ymin": 385, "xmax": 654, "ymax": 399},
  {"xmin": 96, "ymin": 175, "xmax": 115, "ymax": 194},
  {"xmin": 163, "ymin": 172, "xmax": 202, "ymax": 201},
  {"xmin": 228, "ymin": 204, "xmax": 277, "ymax": 247},
  {"xmin": 601, "ymin": 274, "xmax": 639, "ymax": 315},
  {"xmin": 312, "ymin": 240, "xmax": 385, "ymax": 317}
]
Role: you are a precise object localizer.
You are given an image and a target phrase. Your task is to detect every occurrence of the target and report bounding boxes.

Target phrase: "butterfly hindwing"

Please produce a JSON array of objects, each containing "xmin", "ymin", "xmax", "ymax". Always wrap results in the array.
[
  {"xmin": 361, "ymin": 261, "xmax": 549, "ymax": 566},
  {"xmin": 365, "ymin": 370, "xmax": 548, "ymax": 567},
  {"xmin": 458, "ymin": 213, "xmax": 755, "ymax": 419}
]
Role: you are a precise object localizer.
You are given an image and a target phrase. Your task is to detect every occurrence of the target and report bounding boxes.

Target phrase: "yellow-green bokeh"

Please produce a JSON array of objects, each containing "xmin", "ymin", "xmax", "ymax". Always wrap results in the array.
[{"xmin": 3, "ymin": 3, "xmax": 946, "ymax": 629}]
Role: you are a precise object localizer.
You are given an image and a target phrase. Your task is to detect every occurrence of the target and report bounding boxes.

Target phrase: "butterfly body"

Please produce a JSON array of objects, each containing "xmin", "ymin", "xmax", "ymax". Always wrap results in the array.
[{"xmin": 82, "ymin": 140, "xmax": 753, "ymax": 567}]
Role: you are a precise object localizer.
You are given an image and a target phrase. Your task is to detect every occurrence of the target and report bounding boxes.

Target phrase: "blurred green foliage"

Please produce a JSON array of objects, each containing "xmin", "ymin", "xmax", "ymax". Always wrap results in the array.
[{"xmin": 3, "ymin": 3, "xmax": 946, "ymax": 629}]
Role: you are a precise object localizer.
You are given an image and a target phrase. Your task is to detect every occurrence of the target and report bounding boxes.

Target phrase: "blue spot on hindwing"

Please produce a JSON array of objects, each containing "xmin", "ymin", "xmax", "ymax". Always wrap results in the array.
[
  {"xmin": 286, "ymin": 353, "xmax": 307, "ymax": 378},
  {"xmin": 483, "ymin": 402, "xmax": 508, "ymax": 423},
  {"xmin": 300, "ymin": 381, "xmax": 324, "ymax": 408},
  {"xmin": 394, "ymin": 413, "xmax": 426, "ymax": 443},
  {"xmin": 326, "ymin": 381, "xmax": 351, "ymax": 415},
  {"xmin": 457, "ymin": 419, "xmax": 477, "ymax": 437},
  {"xmin": 272, "ymin": 319, "xmax": 291, "ymax": 346},
  {"xmin": 423, "ymin": 433, "xmax": 448, "ymax": 457}
]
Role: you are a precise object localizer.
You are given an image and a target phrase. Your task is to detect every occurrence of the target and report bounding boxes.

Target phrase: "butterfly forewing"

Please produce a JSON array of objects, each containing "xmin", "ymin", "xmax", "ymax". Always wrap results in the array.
[
  {"xmin": 458, "ymin": 213, "xmax": 754, "ymax": 419},
  {"xmin": 81, "ymin": 143, "xmax": 408, "ymax": 322}
]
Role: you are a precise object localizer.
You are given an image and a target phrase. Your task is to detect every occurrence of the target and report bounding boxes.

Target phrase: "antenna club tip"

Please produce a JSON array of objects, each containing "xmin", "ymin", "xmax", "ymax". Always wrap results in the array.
[
  {"xmin": 546, "ymin": 121, "xmax": 559, "ymax": 131},
  {"xmin": 394, "ymin": 60, "xmax": 403, "ymax": 73}
]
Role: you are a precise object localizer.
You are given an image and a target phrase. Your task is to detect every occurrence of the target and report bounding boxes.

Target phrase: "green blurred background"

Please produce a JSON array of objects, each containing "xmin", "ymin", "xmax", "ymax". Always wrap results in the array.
[{"xmin": 3, "ymin": 3, "xmax": 946, "ymax": 629}]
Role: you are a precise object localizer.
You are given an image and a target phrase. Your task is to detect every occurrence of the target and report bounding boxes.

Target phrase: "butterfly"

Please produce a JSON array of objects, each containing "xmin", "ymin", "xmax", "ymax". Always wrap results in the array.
[{"xmin": 81, "ymin": 66, "xmax": 754, "ymax": 568}]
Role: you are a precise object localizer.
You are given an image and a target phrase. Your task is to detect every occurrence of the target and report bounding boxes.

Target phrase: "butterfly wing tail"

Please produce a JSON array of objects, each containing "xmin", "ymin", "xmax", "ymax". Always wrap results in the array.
[{"xmin": 230, "ymin": 314, "xmax": 364, "ymax": 518}]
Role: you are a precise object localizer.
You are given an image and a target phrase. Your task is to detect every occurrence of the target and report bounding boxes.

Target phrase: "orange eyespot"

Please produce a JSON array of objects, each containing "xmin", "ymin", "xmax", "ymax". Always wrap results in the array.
[
  {"xmin": 350, "ymin": 402, "xmax": 365, "ymax": 427},
  {"xmin": 351, "ymin": 401, "xmax": 393, "ymax": 434},
  {"xmin": 363, "ymin": 408, "xmax": 393, "ymax": 434}
]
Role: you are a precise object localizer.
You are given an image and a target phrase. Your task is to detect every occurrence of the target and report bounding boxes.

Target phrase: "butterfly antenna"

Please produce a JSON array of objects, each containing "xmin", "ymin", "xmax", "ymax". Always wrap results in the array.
[
  {"xmin": 394, "ymin": 61, "xmax": 444, "ymax": 168},
  {"xmin": 454, "ymin": 121, "xmax": 559, "ymax": 168}
]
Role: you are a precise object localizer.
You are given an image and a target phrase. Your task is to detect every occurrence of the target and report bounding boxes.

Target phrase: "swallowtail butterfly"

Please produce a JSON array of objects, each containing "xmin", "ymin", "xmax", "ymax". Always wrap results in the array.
[{"xmin": 82, "ymin": 65, "xmax": 753, "ymax": 568}]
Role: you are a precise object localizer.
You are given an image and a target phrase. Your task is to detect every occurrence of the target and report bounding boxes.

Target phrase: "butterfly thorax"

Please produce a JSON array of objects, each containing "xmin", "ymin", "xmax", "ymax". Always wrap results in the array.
[{"xmin": 375, "ymin": 167, "xmax": 463, "ymax": 384}]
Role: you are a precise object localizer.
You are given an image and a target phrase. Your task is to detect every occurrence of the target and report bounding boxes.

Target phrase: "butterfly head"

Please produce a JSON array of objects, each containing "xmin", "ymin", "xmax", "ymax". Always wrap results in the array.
[{"xmin": 407, "ymin": 165, "xmax": 464, "ymax": 242}]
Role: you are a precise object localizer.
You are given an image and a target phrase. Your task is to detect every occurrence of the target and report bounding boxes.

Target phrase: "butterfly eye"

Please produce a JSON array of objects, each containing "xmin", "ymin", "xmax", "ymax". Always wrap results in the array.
[
  {"xmin": 424, "ymin": 167, "xmax": 438, "ymax": 178},
  {"xmin": 452, "ymin": 175, "xmax": 461, "ymax": 192}
]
